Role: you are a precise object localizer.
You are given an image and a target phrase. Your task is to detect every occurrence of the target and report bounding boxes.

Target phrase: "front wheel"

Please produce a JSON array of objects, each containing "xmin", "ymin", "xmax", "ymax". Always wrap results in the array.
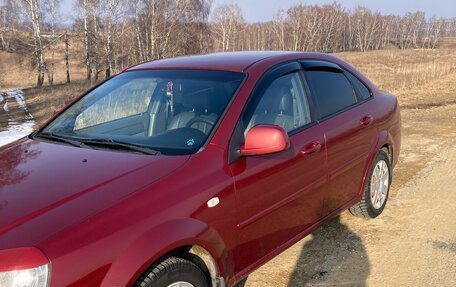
[
  {"xmin": 134, "ymin": 257, "xmax": 208, "ymax": 287},
  {"xmin": 349, "ymin": 149, "xmax": 392, "ymax": 218}
]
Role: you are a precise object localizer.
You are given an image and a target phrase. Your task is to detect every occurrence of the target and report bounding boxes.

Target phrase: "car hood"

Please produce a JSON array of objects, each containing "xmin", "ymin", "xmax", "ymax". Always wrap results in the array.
[{"xmin": 0, "ymin": 137, "xmax": 190, "ymax": 247}]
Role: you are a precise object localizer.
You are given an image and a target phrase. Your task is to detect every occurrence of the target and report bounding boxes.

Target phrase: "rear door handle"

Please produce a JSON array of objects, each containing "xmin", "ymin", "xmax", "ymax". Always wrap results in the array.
[
  {"xmin": 360, "ymin": 115, "xmax": 373, "ymax": 126},
  {"xmin": 301, "ymin": 141, "xmax": 322, "ymax": 156}
]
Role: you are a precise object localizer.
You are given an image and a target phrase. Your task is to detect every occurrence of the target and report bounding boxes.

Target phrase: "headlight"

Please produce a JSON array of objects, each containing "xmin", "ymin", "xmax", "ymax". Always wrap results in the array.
[
  {"xmin": 0, "ymin": 264, "xmax": 49, "ymax": 287},
  {"xmin": 0, "ymin": 247, "xmax": 50, "ymax": 287}
]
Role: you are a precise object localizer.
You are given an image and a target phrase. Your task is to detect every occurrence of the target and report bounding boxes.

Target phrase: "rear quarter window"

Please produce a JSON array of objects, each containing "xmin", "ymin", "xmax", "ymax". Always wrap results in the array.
[
  {"xmin": 345, "ymin": 71, "xmax": 372, "ymax": 101},
  {"xmin": 305, "ymin": 70, "xmax": 357, "ymax": 118}
]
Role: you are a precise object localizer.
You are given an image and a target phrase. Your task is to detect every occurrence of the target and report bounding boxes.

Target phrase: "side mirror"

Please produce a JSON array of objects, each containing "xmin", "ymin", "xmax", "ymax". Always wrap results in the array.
[{"xmin": 240, "ymin": 125, "xmax": 290, "ymax": 156}]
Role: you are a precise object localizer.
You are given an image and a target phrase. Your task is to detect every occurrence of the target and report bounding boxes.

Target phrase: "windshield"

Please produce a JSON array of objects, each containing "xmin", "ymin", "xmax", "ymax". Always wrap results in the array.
[{"xmin": 40, "ymin": 70, "xmax": 245, "ymax": 155}]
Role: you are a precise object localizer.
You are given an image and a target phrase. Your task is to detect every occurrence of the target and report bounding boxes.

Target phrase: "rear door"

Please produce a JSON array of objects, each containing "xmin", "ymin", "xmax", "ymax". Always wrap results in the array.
[
  {"xmin": 229, "ymin": 63, "xmax": 327, "ymax": 274},
  {"xmin": 302, "ymin": 61, "xmax": 377, "ymax": 216}
]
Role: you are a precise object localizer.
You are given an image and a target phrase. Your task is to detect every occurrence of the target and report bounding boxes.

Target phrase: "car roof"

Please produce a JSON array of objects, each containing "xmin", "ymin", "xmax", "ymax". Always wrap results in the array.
[
  {"xmin": 124, "ymin": 51, "xmax": 379, "ymax": 103},
  {"xmin": 127, "ymin": 51, "xmax": 317, "ymax": 73}
]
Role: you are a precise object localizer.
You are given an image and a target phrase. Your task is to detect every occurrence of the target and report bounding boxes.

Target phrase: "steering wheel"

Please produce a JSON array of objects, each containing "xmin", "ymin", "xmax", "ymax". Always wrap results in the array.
[{"xmin": 185, "ymin": 117, "xmax": 215, "ymax": 129}]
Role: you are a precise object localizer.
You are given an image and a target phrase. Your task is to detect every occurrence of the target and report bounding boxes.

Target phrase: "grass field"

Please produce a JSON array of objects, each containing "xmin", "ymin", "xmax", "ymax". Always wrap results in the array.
[
  {"xmin": 1, "ymin": 38, "xmax": 454, "ymax": 124},
  {"xmin": 0, "ymin": 36, "xmax": 87, "ymax": 90},
  {"xmin": 336, "ymin": 39, "xmax": 456, "ymax": 108}
]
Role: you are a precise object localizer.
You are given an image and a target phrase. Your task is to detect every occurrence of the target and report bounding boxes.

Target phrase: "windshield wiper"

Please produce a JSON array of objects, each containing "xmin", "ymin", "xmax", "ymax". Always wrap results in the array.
[
  {"xmin": 81, "ymin": 138, "xmax": 161, "ymax": 155},
  {"xmin": 35, "ymin": 132, "xmax": 85, "ymax": 148}
]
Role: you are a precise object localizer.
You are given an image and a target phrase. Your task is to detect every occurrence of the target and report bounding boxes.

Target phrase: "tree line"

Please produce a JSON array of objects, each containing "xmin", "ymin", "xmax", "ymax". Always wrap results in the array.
[{"xmin": 0, "ymin": 0, "xmax": 455, "ymax": 87}]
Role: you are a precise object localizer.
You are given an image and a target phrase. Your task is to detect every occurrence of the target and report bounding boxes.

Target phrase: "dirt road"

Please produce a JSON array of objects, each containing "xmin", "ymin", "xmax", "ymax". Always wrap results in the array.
[{"xmin": 245, "ymin": 103, "xmax": 456, "ymax": 287}]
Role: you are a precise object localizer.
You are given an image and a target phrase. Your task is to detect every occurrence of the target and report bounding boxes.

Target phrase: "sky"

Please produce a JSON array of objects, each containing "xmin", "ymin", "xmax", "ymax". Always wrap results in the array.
[
  {"xmin": 211, "ymin": 0, "xmax": 456, "ymax": 21},
  {"xmin": 60, "ymin": 0, "xmax": 456, "ymax": 23}
]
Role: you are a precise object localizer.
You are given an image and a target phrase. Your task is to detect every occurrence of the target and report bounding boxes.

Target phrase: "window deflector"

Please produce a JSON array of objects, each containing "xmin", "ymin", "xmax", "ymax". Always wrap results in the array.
[{"xmin": 300, "ymin": 60, "xmax": 343, "ymax": 73}]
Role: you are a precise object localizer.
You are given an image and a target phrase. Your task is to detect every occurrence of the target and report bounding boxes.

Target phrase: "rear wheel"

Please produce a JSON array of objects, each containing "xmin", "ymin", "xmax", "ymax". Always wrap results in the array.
[
  {"xmin": 134, "ymin": 257, "xmax": 208, "ymax": 287},
  {"xmin": 233, "ymin": 277, "xmax": 247, "ymax": 287},
  {"xmin": 349, "ymin": 149, "xmax": 391, "ymax": 218}
]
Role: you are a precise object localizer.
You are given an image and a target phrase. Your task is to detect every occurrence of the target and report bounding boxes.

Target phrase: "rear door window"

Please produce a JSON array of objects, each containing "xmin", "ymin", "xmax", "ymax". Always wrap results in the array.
[{"xmin": 305, "ymin": 70, "xmax": 357, "ymax": 119}]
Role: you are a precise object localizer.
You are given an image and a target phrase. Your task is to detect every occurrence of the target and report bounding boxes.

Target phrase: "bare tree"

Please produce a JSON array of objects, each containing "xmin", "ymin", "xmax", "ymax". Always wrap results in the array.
[
  {"xmin": 320, "ymin": 3, "xmax": 345, "ymax": 52},
  {"xmin": 64, "ymin": 32, "xmax": 70, "ymax": 83},
  {"xmin": 91, "ymin": 0, "xmax": 100, "ymax": 81},
  {"xmin": 80, "ymin": 0, "xmax": 92, "ymax": 80},
  {"xmin": 43, "ymin": 0, "xmax": 61, "ymax": 85},
  {"xmin": 127, "ymin": 0, "xmax": 211, "ymax": 61},
  {"xmin": 288, "ymin": 5, "xmax": 304, "ymax": 51},
  {"xmin": 0, "ymin": 3, "xmax": 7, "ymax": 51},
  {"xmin": 18, "ymin": 0, "xmax": 45, "ymax": 86},
  {"xmin": 2, "ymin": 0, "xmax": 456, "ymax": 91},
  {"xmin": 272, "ymin": 9, "xmax": 286, "ymax": 50},
  {"xmin": 426, "ymin": 17, "xmax": 446, "ymax": 49},
  {"xmin": 104, "ymin": 0, "xmax": 114, "ymax": 78},
  {"xmin": 351, "ymin": 7, "xmax": 377, "ymax": 52},
  {"xmin": 447, "ymin": 18, "xmax": 456, "ymax": 37},
  {"xmin": 212, "ymin": 3, "xmax": 244, "ymax": 52},
  {"xmin": 0, "ymin": 0, "xmax": 19, "ymax": 52}
]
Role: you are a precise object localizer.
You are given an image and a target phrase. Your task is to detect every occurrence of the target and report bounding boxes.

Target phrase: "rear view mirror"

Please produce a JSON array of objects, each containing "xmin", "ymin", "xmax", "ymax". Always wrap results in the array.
[{"xmin": 240, "ymin": 125, "xmax": 290, "ymax": 156}]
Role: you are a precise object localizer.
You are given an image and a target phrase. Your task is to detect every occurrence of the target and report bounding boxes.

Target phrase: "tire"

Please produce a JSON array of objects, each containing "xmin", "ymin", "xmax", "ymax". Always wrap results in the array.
[
  {"xmin": 134, "ymin": 256, "xmax": 209, "ymax": 287},
  {"xmin": 233, "ymin": 277, "xmax": 247, "ymax": 287},
  {"xmin": 349, "ymin": 149, "xmax": 392, "ymax": 218}
]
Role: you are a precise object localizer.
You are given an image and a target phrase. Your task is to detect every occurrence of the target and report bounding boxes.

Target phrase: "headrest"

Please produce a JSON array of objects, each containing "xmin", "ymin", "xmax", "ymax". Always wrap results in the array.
[
  {"xmin": 257, "ymin": 84, "xmax": 292, "ymax": 114},
  {"xmin": 182, "ymin": 88, "xmax": 212, "ymax": 111}
]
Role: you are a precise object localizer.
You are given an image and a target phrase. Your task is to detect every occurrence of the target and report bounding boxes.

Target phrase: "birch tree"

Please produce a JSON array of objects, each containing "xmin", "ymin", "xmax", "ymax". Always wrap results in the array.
[
  {"xmin": 0, "ymin": 3, "xmax": 8, "ymax": 51},
  {"xmin": 43, "ymin": 0, "xmax": 60, "ymax": 85},
  {"xmin": 212, "ymin": 3, "xmax": 244, "ymax": 52},
  {"xmin": 19, "ymin": 0, "xmax": 45, "ymax": 86},
  {"xmin": 272, "ymin": 9, "xmax": 286, "ymax": 50},
  {"xmin": 91, "ymin": 0, "xmax": 100, "ymax": 81},
  {"xmin": 81, "ymin": 0, "xmax": 91, "ymax": 80},
  {"xmin": 104, "ymin": 0, "xmax": 114, "ymax": 78}
]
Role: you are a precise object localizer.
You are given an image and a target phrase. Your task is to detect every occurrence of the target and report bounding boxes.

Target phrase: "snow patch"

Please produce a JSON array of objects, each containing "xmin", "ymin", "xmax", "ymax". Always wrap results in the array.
[
  {"xmin": 0, "ymin": 121, "xmax": 35, "ymax": 147},
  {"xmin": 1, "ymin": 89, "xmax": 34, "ymax": 119},
  {"xmin": 0, "ymin": 90, "xmax": 35, "ymax": 147}
]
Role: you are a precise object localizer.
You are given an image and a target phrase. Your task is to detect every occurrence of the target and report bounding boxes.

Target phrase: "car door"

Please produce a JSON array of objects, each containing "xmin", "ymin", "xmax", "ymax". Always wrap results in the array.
[
  {"xmin": 302, "ymin": 61, "xmax": 377, "ymax": 216},
  {"xmin": 228, "ymin": 63, "xmax": 327, "ymax": 274}
]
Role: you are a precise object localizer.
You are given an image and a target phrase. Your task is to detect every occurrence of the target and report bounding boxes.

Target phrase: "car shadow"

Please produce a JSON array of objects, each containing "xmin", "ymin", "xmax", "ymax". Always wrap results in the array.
[{"xmin": 288, "ymin": 215, "xmax": 370, "ymax": 286}]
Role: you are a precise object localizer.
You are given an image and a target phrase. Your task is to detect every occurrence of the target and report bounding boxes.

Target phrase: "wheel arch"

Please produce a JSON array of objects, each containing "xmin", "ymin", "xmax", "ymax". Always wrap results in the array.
[
  {"xmin": 358, "ymin": 129, "xmax": 394, "ymax": 198},
  {"xmin": 100, "ymin": 218, "xmax": 229, "ymax": 287}
]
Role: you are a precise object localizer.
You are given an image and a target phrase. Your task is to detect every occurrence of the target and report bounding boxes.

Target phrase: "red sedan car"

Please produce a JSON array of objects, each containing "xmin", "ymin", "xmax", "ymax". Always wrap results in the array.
[{"xmin": 0, "ymin": 52, "xmax": 400, "ymax": 287}]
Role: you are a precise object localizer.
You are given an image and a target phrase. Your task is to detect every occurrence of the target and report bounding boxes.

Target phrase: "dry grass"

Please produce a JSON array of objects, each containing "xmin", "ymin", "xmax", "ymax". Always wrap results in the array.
[
  {"xmin": 0, "ymin": 35, "xmax": 87, "ymax": 89},
  {"xmin": 336, "ymin": 38, "xmax": 456, "ymax": 107},
  {"xmin": 2, "ymin": 37, "xmax": 456, "ymax": 125},
  {"xmin": 23, "ymin": 81, "xmax": 94, "ymax": 124}
]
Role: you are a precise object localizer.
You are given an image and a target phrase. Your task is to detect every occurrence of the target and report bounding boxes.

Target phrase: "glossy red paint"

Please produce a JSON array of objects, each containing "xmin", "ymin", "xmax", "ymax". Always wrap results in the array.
[
  {"xmin": 127, "ymin": 51, "xmax": 291, "ymax": 72},
  {"xmin": 0, "ymin": 52, "xmax": 401, "ymax": 287},
  {"xmin": 240, "ymin": 125, "xmax": 290, "ymax": 156},
  {"xmin": 0, "ymin": 247, "xmax": 49, "ymax": 271},
  {"xmin": 230, "ymin": 122, "xmax": 327, "ymax": 279}
]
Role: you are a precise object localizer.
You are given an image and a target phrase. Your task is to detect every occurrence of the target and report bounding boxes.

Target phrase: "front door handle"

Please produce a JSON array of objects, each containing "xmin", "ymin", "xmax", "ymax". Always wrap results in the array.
[
  {"xmin": 360, "ymin": 115, "xmax": 373, "ymax": 126},
  {"xmin": 301, "ymin": 141, "xmax": 322, "ymax": 156}
]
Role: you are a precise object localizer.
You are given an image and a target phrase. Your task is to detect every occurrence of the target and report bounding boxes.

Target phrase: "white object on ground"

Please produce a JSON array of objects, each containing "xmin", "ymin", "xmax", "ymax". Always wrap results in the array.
[
  {"xmin": 0, "ymin": 89, "xmax": 35, "ymax": 147},
  {"xmin": 0, "ymin": 120, "xmax": 35, "ymax": 147}
]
